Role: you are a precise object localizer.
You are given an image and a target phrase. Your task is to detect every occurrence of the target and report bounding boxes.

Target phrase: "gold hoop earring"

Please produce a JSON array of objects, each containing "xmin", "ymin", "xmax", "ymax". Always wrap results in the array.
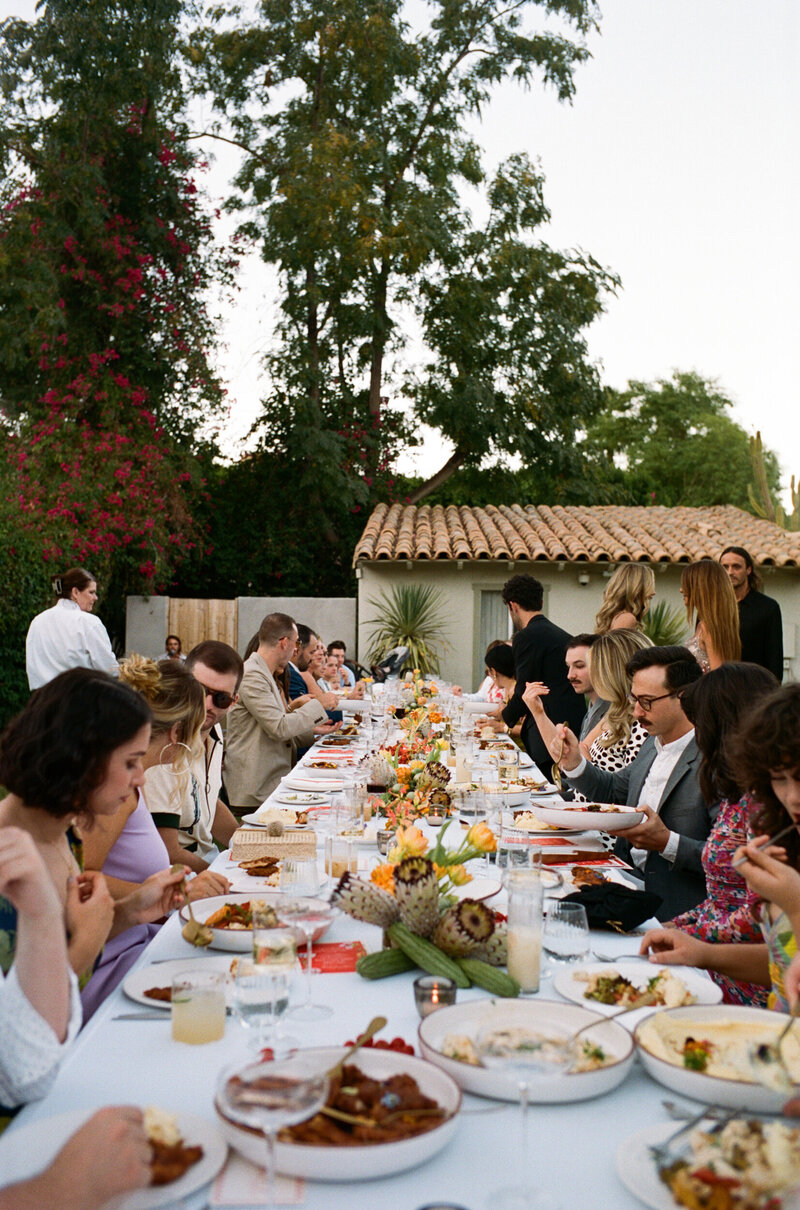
[{"xmin": 158, "ymin": 741, "xmax": 192, "ymax": 775}]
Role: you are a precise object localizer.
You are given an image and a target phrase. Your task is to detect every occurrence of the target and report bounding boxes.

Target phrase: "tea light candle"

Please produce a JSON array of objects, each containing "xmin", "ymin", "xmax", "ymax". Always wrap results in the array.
[
  {"xmin": 426, "ymin": 814, "xmax": 445, "ymax": 828},
  {"xmin": 376, "ymin": 828, "xmax": 393, "ymax": 855},
  {"xmin": 414, "ymin": 974, "xmax": 457, "ymax": 1018}
]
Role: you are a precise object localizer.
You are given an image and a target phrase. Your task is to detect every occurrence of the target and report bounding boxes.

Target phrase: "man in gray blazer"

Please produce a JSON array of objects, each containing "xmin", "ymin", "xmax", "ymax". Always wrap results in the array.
[
  {"xmin": 554, "ymin": 646, "xmax": 714, "ymax": 920},
  {"xmin": 225, "ymin": 613, "xmax": 338, "ymax": 810}
]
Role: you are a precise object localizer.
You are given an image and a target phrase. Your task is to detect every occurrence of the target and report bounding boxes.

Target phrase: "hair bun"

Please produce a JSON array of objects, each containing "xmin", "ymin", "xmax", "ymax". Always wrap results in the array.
[{"xmin": 119, "ymin": 654, "xmax": 162, "ymax": 701}]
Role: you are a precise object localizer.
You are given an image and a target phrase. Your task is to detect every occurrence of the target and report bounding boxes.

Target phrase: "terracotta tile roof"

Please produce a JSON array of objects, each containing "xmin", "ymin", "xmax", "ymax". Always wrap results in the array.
[{"xmin": 353, "ymin": 504, "xmax": 800, "ymax": 567}]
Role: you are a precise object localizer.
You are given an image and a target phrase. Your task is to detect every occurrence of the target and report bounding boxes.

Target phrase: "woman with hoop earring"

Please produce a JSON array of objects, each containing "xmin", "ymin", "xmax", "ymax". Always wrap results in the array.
[{"xmin": 79, "ymin": 657, "xmax": 230, "ymax": 1018}]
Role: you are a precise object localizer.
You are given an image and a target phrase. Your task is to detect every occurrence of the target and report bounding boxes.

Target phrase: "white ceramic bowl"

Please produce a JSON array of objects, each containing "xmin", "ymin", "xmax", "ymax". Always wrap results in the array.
[
  {"xmin": 418, "ymin": 997, "xmax": 635, "ymax": 1103},
  {"xmin": 179, "ymin": 893, "xmax": 333, "ymax": 953},
  {"xmin": 635, "ymin": 1004, "xmax": 800, "ymax": 1112},
  {"xmin": 214, "ymin": 1046, "xmax": 461, "ymax": 1180},
  {"xmin": 533, "ymin": 802, "xmax": 645, "ymax": 832}
]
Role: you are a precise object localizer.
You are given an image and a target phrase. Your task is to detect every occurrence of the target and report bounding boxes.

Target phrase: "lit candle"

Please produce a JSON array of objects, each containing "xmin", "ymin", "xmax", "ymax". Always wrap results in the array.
[{"xmin": 414, "ymin": 974, "xmax": 456, "ymax": 1018}]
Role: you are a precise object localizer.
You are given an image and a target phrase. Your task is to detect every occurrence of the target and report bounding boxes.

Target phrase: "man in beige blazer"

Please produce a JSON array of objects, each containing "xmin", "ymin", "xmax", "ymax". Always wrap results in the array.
[{"xmin": 225, "ymin": 613, "xmax": 338, "ymax": 809}]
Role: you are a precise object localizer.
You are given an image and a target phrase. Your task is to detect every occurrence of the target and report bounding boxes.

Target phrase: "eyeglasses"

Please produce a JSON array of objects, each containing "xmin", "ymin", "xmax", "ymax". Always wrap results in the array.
[
  {"xmin": 627, "ymin": 691, "xmax": 676, "ymax": 711},
  {"xmin": 198, "ymin": 684, "xmax": 235, "ymax": 709}
]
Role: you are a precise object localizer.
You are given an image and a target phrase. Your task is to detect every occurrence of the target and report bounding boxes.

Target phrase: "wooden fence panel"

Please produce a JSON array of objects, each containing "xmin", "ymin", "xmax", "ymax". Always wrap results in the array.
[{"xmin": 167, "ymin": 599, "xmax": 237, "ymax": 653}]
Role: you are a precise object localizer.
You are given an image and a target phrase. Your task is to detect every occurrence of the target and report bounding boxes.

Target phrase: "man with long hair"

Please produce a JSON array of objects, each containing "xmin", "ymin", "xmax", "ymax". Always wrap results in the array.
[{"xmin": 720, "ymin": 545, "xmax": 783, "ymax": 680}]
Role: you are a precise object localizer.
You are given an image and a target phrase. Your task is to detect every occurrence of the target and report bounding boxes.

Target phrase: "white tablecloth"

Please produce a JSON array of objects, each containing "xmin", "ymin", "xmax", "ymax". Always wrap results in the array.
[{"xmin": 2, "ymin": 750, "xmax": 690, "ymax": 1210}]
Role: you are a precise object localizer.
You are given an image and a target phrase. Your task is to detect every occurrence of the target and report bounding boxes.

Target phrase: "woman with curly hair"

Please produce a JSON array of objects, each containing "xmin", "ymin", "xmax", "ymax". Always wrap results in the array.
[
  {"xmin": 0, "ymin": 670, "xmax": 185, "ymax": 1005},
  {"xmin": 523, "ymin": 629, "xmax": 652, "ymax": 776},
  {"xmin": 594, "ymin": 563, "xmax": 656, "ymax": 634},
  {"xmin": 681, "ymin": 559, "xmax": 741, "ymax": 671},
  {"xmin": 639, "ymin": 683, "xmax": 800, "ymax": 1012},
  {"xmin": 79, "ymin": 657, "xmax": 230, "ymax": 1017}
]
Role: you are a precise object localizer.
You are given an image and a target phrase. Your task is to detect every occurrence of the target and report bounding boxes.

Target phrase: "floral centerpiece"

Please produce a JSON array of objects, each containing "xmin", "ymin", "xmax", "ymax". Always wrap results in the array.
[
  {"xmin": 369, "ymin": 732, "xmax": 453, "ymax": 828},
  {"xmin": 331, "ymin": 821, "xmax": 520, "ymax": 997}
]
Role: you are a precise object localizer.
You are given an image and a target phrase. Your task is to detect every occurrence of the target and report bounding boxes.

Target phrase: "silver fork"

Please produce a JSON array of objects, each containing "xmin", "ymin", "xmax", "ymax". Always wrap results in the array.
[{"xmin": 649, "ymin": 1106, "xmax": 736, "ymax": 1166}]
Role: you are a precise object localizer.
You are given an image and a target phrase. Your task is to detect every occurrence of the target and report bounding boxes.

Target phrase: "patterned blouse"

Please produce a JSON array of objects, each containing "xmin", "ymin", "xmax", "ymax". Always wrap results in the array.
[
  {"xmin": 572, "ymin": 719, "xmax": 649, "ymax": 804},
  {"xmin": 670, "ymin": 795, "xmax": 768, "ymax": 1007},
  {"xmin": 761, "ymin": 906, "xmax": 798, "ymax": 1014}
]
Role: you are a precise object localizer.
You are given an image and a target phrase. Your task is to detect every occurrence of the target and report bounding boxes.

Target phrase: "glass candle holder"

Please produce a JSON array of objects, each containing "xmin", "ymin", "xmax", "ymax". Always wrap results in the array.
[
  {"xmin": 414, "ymin": 974, "xmax": 457, "ymax": 1018},
  {"xmin": 376, "ymin": 828, "xmax": 393, "ymax": 855}
]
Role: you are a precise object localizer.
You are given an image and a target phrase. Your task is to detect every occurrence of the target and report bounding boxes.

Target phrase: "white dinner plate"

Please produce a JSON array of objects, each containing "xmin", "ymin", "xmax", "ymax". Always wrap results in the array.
[
  {"xmin": 533, "ymin": 802, "xmax": 645, "ymax": 832},
  {"xmin": 451, "ymin": 875, "xmax": 502, "ymax": 902},
  {"xmin": 241, "ymin": 813, "xmax": 310, "ymax": 829},
  {"xmin": 418, "ymin": 998, "xmax": 635, "ymax": 1103},
  {"xmin": 0, "ymin": 1108, "xmax": 226, "ymax": 1208},
  {"xmin": 300, "ymin": 763, "xmax": 354, "ymax": 779},
  {"xmin": 272, "ymin": 790, "xmax": 330, "ymax": 806},
  {"xmin": 553, "ymin": 961, "xmax": 722, "ymax": 1030},
  {"xmin": 615, "ymin": 1120, "xmax": 800, "ymax": 1210},
  {"xmin": 284, "ymin": 775, "xmax": 345, "ymax": 792},
  {"xmin": 215, "ymin": 1046, "xmax": 461, "ymax": 1180},
  {"xmin": 178, "ymin": 893, "xmax": 332, "ymax": 952},
  {"xmin": 123, "ymin": 956, "xmax": 234, "ymax": 1010}
]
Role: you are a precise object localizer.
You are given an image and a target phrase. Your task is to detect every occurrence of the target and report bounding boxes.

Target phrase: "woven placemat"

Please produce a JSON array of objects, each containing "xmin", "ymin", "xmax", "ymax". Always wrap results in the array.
[{"xmin": 230, "ymin": 827, "xmax": 317, "ymax": 862}]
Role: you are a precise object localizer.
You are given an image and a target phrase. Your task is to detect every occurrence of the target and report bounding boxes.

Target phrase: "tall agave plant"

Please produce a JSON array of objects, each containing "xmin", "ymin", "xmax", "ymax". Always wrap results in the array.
[
  {"xmin": 366, "ymin": 584, "xmax": 450, "ymax": 676},
  {"xmin": 642, "ymin": 599, "xmax": 689, "ymax": 647}
]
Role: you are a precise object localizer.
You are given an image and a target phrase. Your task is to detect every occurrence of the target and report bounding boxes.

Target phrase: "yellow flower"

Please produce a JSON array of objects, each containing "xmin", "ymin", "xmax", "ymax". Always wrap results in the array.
[
  {"xmin": 370, "ymin": 864, "xmax": 395, "ymax": 893},
  {"xmin": 448, "ymin": 864, "xmax": 472, "ymax": 886},
  {"xmin": 391, "ymin": 825, "xmax": 428, "ymax": 860},
  {"xmin": 410, "ymin": 759, "xmax": 425, "ymax": 771},
  {"xmin": 465, "ymin": 821, "xmax": 497, "ymax": 853}
]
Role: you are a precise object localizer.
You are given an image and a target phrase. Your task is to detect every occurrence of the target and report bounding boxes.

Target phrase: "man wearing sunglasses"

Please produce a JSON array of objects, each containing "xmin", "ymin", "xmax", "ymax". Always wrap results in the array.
[{"xmin": 550, "ymin": 645, "xmax": 715, "ymax": 920}]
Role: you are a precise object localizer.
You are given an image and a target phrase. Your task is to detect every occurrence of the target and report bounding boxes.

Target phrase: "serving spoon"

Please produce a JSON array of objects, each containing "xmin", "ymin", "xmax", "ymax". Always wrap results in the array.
[
  {"xmin": 750, "ymin": 1002, "xmax": 800, "ymax": 1093},
  {"xmin": 171, "ymin": 863, "xmax": 214, "ymax": 947}
]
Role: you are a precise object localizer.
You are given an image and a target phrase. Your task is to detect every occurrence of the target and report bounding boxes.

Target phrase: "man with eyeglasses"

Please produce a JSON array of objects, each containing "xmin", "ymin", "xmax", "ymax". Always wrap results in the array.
[{"xmin": 551, "ymin": 645, "xmax": 714, "ymax": 919}]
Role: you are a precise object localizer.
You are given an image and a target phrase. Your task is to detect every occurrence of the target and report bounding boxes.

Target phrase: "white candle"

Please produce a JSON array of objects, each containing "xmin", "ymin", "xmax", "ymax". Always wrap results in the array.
[{"xmin": 507, "ymin": 924, "xmax": 541, "ymax": 993}]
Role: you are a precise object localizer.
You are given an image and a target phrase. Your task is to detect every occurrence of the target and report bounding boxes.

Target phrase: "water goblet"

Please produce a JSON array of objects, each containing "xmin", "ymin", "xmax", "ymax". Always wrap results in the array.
[
  {"xmin": 542, "ymin": 901, "xmax": 591, "ymax": 972},
  {"xmin": 276, "ymin": 870, "xmax": 336, "ymax": 1021},
  {"xmin": 232, "ymin": 958, "xmax": 291, "ymax": 1052},
  {"xmin": 476, "ymin": 1022, "xmax": 572, "ymax": 1209},
  {"xmin": 216, "ymin": 1054, "xmax": 329, "ymax": 1210}
]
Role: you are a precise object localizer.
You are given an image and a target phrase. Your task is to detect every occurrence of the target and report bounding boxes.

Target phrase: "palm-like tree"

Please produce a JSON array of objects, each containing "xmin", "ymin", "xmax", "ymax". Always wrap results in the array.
[{"xmin": 365, "ymin": 584, "xmax": 450, "ymax": 676}]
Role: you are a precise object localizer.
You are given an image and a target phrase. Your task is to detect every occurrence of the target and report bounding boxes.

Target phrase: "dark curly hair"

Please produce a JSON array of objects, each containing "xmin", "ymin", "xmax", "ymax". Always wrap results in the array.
[
  {"xmin": 0, "ymin": 668, "xmax": 151, "ymax": 819},
  {"xmin": 501, "ymin": 574, "xmax": 543, "ymax": 613},
  {"xmin": 731, "ymin": 683, "xmax": 800, "ymax": 869},
  {"xmin": 680, "ymin": 662, "xmax": 778, "ymax": 804}
]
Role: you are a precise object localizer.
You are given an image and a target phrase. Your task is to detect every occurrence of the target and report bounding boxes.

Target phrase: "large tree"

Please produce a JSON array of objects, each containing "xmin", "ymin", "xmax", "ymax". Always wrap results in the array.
[
  {"xmin": 189, "ymin": 0, "xmax": 615, "ymax": 543},
  {"xmin": 581, "ymin": 371, "xmax": 781, "ymax": 508},
  {"xmin": 0, "ymin": 0, "xmax": 232, "ymax": 615}
]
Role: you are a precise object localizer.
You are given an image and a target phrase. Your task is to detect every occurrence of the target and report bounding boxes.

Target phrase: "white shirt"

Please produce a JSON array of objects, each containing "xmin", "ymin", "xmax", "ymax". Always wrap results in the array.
[
  {"xmin": 26, "ymin": 599, "xmax": 118, "ymax": 689},
  {"xmin": 0, "ymin": 964, "xmax": 82, "ymax": 1108}
]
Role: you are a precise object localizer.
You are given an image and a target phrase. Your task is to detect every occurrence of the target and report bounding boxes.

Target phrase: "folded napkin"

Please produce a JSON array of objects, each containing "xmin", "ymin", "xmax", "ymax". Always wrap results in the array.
[{"xmin": 561, "ymin": 883, "xmax": 662, "ymax": 932}]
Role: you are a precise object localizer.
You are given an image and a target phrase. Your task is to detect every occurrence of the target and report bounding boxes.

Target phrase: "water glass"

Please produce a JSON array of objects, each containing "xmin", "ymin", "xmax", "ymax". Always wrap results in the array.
[
  {"xmin": 324, "ymin": 835, "xmax": 357, "ymax": 879},
  {"xmin": 543, "ymin": 902, "xmax": 591, "ymax": 967},
  {"xmin": 232, "ymin": 958, "xmax": 290, "ymax": 1051}
]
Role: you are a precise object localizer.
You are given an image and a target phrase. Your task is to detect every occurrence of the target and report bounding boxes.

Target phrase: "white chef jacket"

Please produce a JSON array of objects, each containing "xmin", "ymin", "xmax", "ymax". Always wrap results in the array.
[{"xmin": 26, "ymin": 599, "xmax": 118, "ymax": 689}]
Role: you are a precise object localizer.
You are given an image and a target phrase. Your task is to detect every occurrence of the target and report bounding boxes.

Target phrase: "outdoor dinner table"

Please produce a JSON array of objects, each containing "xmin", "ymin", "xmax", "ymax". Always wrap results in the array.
[{"xmin": 1, "ymin": 740, "xmax": 703, "ymax": 1210}]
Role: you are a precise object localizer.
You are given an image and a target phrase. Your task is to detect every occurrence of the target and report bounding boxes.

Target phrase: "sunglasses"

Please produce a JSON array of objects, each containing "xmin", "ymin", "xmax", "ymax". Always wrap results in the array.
[{"xmin": 198, "ymin": 683, "xmax": 235, "ymax": 709}]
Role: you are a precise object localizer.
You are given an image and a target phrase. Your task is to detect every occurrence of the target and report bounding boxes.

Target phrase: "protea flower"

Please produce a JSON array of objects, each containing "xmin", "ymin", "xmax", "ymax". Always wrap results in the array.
[
  {"xmin": 473, "ymin": 920, "xmax": 508, "ymax": 966},
  {"xmin": 417, "ymin": 760, "xmax": 450, "ymax": 790},
  {"xmin": 330, "ymin": 872, "xmax": 400, "ymax": 928},
  {"xmin": 393, "ymin": 857, "xmax": 440, "ymax": 937},
  {"xmin": 432, "ymin": 901, "xmax": 495, "ymax": 957}
]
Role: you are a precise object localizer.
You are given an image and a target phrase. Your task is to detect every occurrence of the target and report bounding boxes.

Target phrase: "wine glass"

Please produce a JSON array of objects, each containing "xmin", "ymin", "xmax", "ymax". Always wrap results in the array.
[
  {"xmin": 217, "ymin": 1054, "xmax": 329, "ymax": 1209},
  {"xmin": 542, "ymin": 902, "xmax": 591, "ymax": 975},
  {"xmin": 277, "ymin": 860, "xmax": 336, "ymax": 1020},
  {"xmin": 476, "ymin": 1022, "xmax": 573, "ymax": 1208}
]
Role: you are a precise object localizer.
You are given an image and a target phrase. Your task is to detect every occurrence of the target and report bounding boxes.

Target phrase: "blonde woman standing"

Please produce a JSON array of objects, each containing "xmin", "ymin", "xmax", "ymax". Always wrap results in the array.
[
  {"xmin": 681, "ymin": 560, "xmax": 741, "ymax": 671},
  {"xmin": 595, "ymin": 564, "xmax": 656, "ymax": 634}
]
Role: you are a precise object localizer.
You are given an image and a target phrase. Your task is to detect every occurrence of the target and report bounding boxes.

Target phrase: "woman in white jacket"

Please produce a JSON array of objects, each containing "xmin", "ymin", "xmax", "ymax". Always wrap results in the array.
[{"xmin": 25, "ymin": 568, "xmax": 118, "ymax": 690}]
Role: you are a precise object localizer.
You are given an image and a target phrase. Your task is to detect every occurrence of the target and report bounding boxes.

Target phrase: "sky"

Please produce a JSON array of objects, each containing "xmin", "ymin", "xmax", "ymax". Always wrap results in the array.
[{"xmin": 2, "ymin": 0, "xmax": 798, "ymax": 503}]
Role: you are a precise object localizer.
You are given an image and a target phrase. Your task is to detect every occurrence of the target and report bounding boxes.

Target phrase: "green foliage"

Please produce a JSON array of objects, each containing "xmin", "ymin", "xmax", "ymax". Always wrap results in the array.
[
  {"xmin": 0, "ymin": 0, "xmax": 233, "ymax": 618},
  {"xmin": 641, "ymin": 600, "xmax": 688, "ymax": 648},
  {"xmin": 366, "ymin": 585, "xmax": 450, "ymax": 676},
  {"xmin": 582, "ymin": 372, "xmax": 781, "ymax": 508},
  {"xmin": 0, "ymin": 500, "xmax": 50, "ymax": 724},
  {"xmin": 748, "ymin": 431, "xmax": 800, "ymax": 531},
  {"xmin": 188, "ymin": 0, "xmax": 612, "ymax": 551}
]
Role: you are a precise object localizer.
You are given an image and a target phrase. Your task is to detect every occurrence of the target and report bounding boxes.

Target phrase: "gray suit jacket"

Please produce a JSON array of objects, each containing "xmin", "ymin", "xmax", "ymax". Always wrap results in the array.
[{"xmin": 568, "ymin": 735, "xmax": 717, "ymax": 921}]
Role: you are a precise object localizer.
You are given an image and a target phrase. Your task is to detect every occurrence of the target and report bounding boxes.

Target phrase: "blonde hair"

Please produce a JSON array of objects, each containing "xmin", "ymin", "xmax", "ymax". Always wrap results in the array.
[
  {"xmin": 595, "ymin": 564, "xmax": 656, "ymax": 634},
  {"xmin": 681, "ymin": 561, "xmax": 742, "ymax": 665},
  {"xmin": 590, "ymin": 629, "xmax": 654, "ymax": 748},
  {"xmin": 119, "ymin": 656, "xmax": 205, "ymax": 802}
]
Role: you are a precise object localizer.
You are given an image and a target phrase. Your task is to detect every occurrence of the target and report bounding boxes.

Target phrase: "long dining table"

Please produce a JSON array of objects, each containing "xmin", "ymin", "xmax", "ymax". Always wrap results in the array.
[{"xmin": 1, "ymin": 738, "xmax": 705, "ymax": 1210}]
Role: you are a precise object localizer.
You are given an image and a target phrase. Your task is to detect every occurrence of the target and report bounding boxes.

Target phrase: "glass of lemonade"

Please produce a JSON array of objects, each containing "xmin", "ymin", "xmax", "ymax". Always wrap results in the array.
[{"xmin": 171, "ymin": 969, "xmax": 226, "ymax": 1044}]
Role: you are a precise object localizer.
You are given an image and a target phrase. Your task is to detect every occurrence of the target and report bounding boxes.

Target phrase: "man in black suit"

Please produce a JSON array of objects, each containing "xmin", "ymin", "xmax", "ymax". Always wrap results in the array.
[
  {"xmin": 494, "ymin": 573, "xmax": 586, "ymax": 769},
  {"xmin": 720, "ymin": 545, "xmax": 783, "ymax": 681}
]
